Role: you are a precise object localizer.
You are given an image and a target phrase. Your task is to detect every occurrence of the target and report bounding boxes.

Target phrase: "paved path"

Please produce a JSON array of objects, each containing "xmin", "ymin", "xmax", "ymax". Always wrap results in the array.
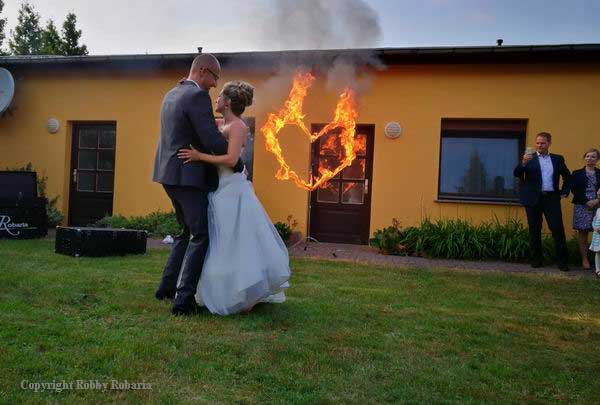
[{"xmin": 146, "ymin": 236, "xmax": 596, "ymax": 278}]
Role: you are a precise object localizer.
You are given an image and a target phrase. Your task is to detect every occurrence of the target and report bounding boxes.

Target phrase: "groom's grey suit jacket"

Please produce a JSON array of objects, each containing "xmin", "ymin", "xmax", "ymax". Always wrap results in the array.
[{"xmin": 152, "ymin": 80, "xmax": 243, "ymax": 191}]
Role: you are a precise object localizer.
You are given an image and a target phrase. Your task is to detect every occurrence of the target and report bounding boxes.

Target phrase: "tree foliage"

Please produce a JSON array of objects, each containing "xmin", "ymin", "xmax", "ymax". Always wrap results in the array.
[
  {"xmin": 40, "ymin": 19, "xmax": 62, "ymax": 55},
  {"xmin": 8, "ymin": 2, "xmax": 42, "ymax": 55},
  {"xmin": 0, "ymin": 0, "xmax": 7, "ymax": 55},
  {"xmin": 60, "ymin": 12, "xmax": 87, "ymax": 56},
  {"xmin": 7, "ymin": 3, "xmax": 89, "ymax": 56}
]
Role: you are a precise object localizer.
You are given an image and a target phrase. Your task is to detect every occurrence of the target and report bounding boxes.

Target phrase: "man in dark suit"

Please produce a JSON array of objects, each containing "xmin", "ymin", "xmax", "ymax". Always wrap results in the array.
[
  {"xmin": 152, "ymin": 53, "xmax": 243, "ymax": 315},
  {"xmin": 513, "ymin": 132, "xmax": 571, "ymax": 270}
]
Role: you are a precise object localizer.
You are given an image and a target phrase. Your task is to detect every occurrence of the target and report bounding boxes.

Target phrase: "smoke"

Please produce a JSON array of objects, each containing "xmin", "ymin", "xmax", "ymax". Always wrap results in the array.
[
  {"xmin": 258, "ymin": 0, "xmax": 382, "ymax": 51},
  {"xmin": 254, "ymin": 0, "xmax": 386, "ymax": 107},
  {"xmin": 260, "ymin": 51, "xmax": 386, "ymax": 109},
  {"xmin": 322, "ymin": 53, "xmax": 385, "ymax": 95}
]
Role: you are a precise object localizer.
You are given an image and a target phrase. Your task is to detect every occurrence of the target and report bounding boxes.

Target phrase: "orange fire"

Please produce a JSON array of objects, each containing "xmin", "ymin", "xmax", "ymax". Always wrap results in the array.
[{"xmin": 260, "ymin": 71, "xmax": 358, "ymax": 191}]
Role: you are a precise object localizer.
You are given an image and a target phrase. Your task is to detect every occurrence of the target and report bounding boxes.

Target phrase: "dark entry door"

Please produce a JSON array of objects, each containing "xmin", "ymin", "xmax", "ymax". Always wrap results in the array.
[
  {"xmin": 68, "ymin": 122, "xmax": 116, "ymax": 226},
  {"xmin": 309, "ymin": 124, "xmax": 375, "ymax": 244}
]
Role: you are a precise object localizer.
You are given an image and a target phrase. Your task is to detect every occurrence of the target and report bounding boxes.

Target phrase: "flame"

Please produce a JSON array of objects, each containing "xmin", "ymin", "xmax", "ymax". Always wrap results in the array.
[
  {"xmin": 260, "ymin": 71, "xmax": 358, "ymax": 191},
  {"xmin": 342, "ymin": 182, "xmax": 356, "ymax": 195},
  {"xmin": 353, "ymin": 135, "xmax": 367, "ymax": 155},
  {"xmin": 319, "ymin": 134, "xmax": 340, "ymax": 156}
]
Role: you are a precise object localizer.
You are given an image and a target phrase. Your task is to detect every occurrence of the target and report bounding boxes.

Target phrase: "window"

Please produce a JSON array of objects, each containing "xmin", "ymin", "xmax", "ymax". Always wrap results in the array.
[{"xmin": 438, "ymin": 119, "xmax": 526, "ymax": 202}]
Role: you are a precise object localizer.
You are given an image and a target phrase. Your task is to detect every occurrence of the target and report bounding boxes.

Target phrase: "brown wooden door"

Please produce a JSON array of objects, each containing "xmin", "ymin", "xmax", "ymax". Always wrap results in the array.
[
  {"xmin": 68, "ymin": 122, "xmax": 116, "ymax": 226},
  {"xmin": 309, "ymin": 124, "xmax": 374, "ymax": 244}
]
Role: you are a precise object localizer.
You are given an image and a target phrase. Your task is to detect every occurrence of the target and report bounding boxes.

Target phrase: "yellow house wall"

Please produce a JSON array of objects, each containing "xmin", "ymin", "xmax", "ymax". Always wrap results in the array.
[{"xmin": 1, "ymin": 62, "xmax": 599, "ymax": 239}]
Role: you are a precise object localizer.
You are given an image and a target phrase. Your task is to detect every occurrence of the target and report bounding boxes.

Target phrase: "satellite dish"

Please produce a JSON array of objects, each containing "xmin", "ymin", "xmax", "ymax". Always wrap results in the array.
[{"xmin": 0, "ymin": 68, "xmax": 15, "ymax": 114}]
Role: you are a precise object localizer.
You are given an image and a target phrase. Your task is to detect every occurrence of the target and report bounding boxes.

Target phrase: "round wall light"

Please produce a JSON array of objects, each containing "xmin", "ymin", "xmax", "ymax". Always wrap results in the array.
[
  {"xmin": 47, "ymin": 118, "xmax": 60, "ymax": 134},
  {"xmin": 384, "ymin": 121, "xmax": 402, "ymax": 139}
]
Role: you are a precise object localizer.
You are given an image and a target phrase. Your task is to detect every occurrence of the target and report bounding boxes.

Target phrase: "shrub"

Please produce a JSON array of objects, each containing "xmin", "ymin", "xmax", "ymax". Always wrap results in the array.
[
  {"xmin": 369, "ymin": 218, "xmax": 406, "ymax": 255},
  {"xmin": 95, "ymin": 211, "xmax": 182, "ymax": 237},
  {"xmin": 274, "ymin": 215, "xmax": 298, "ymax": 244},
  {"xmin": 371, "ymin": 216, "xmax": 588, "ymax": 265}
]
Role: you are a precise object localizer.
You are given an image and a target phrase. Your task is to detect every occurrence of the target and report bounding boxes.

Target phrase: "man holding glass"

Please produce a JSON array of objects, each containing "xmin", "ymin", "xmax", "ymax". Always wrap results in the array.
[{"xmin": 514, "ymin": 132, "xmax": 571, "ymax": 271}]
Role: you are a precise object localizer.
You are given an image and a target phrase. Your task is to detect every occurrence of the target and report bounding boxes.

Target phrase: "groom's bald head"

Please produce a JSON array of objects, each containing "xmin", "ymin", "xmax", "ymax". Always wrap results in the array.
[
  {"xmin": 188, "ymin": 53, "xmax": 221, "ymax": 90},
  {"xmin": 190, "ymin": 53, "xmax": 220, "ymax": 74}
]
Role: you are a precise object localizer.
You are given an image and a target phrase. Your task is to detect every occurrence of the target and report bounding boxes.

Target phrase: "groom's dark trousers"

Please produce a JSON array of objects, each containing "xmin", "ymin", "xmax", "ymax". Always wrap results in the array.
[{"xmin": 157, "ymin": 185, "xmax": 210, "ymax": 308}]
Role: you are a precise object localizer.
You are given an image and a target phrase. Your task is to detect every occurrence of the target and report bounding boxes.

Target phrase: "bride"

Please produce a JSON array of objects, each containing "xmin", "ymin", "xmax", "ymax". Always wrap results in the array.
[{"xmin": 177, "ymin": 81, "xmax": 290, "ymax": 315}]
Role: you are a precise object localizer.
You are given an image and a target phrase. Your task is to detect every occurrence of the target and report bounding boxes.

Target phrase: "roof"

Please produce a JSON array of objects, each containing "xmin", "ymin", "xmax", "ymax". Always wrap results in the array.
[{"xmin": 1, "ymin": 44, "xmax": 600, "ymax": 70}]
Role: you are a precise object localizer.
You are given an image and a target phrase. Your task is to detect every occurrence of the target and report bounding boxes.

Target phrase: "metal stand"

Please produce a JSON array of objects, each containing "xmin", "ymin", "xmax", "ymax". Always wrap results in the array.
[
  {"xmin": 296, "ymin": 147, "xmax": 337, "ymax": 258},
  {"xmin": 300, "ymin": 200, "xmax": 337, "ymax": 258},
  {"xmin": 302, "ymin": 194, "xmax": 319, "ymax": 250}
]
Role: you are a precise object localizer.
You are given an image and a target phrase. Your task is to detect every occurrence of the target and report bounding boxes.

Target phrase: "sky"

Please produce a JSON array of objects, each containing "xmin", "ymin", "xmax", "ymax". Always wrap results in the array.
[{"xmin": 1, "ymin": 0, "xmax": 600, "ymax": 55}]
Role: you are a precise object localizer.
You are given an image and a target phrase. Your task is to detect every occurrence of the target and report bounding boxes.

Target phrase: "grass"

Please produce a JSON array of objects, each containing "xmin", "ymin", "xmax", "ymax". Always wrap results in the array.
[{"xmin": 0, "ymin": 240, "xmax": 599, "ymax": 403}]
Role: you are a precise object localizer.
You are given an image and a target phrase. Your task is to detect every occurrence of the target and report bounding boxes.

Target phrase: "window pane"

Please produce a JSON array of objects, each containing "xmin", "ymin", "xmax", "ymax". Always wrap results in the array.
[
  {"xmin": 97, "ymin": 173, "xmax": 114, "ymax": 192},
  {"xmin": 98, "ymin": 129, "xmax": 116, "ymax": 149},
  {"xmin": 317, "ymin": 181, "xmax": 339, "ymax": 203},
  {"xmin": 78, "ymin": 172, "xmax": 95, "ymax": 192},
  {"xmin": 353, "ymin": 133, "xmax": 367, "ymax": 156},
  {"xmin": 318, "ymin": 156, "xmax": 341, "ymax": 179},
  {"xmin": 78, "ymin": 150, "xmax": 97, "ymax": 170},
  {"xmin": 319, "ymin": 132, "xmax": 341, "ymax": 156},
  {"xmin": 342, "ymin": 182, "xmax": 365, "ymax": 204},
  {"xmin": 98, "ymin": 150, "xmax": 115, "ymax": 171},
  {"xmin": 79, "ymin": 128, "xmax": 97, "ymax": 148},
  {"xmin": 439, "ymin": 135, "xmax": 520, "ymax": 199},
  {"xmin": 343, "ymin": 158, "xmax": 365, "ymax": 180}
]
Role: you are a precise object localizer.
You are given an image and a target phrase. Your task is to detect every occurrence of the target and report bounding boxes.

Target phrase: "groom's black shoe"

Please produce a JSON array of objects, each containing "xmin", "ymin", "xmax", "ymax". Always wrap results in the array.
[
  {"xmin": 155, "ymin": 288, "xmax": 176, "ymax": 301},
  {"xmin": 171, "ymin": 302, "xmax": 202, "ymax": 316},
  {"xmin": 171, "ymin": 295, "xmax": 202, "ymax": 316}
]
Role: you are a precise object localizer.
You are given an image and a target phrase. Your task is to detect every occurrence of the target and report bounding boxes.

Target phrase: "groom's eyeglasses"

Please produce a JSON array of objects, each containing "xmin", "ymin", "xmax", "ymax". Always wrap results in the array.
[{"xmin": 204, "ymin": 67, "xmax": 220, "ymax": 81}]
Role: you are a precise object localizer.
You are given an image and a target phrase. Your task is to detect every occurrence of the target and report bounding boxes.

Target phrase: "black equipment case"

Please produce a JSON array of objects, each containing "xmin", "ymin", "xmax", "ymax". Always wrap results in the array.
[
  {"xmin": 55, "ymin": 226, "xmax": 148, "ymax": 257},
  {"xmin": 0, "ymin": 171, "xmax": 48, "ymax": 239}
]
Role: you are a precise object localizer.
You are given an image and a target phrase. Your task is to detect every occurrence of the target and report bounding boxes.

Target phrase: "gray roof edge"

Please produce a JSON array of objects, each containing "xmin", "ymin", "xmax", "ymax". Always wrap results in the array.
[{"xmin": 1, "ymin": 43, "xmax": 600, "ymax": 65}]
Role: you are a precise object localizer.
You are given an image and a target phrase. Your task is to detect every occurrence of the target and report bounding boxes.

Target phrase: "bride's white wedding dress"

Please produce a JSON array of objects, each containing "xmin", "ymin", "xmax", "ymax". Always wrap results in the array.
[{"xmin": 195, "ymin": 165, "xmax": 291, "ymax": 315}]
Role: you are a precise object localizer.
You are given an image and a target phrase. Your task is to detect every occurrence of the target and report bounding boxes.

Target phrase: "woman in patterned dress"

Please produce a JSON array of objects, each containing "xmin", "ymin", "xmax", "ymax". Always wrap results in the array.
[
  {"xmin": 571, "ymin": 148, "xmax": 600, "ymax": 269},
  {"xmin": 590, "ymin": 189, "xmax": 600, "ymax": 277}
]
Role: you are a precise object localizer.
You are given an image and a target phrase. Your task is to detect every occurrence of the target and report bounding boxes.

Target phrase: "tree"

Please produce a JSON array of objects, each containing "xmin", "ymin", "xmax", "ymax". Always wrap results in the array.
[
  {"xmin": 460, "ymin": 151, "xmax": 488, "ymax": 194},
  {"xmin": 40, "ymin": 19, "xmax": 62, "ymax": 55},
  {"xmin": 60, "ymin": 12, "xmax": 87, "ymax": 55},
  {"xmin": 0, "ymin": 0, "xmax": 7, "ymax": 55},
  {"xmin": 9, "ymin": 2, "xmax": 43, "ymax": 55}
]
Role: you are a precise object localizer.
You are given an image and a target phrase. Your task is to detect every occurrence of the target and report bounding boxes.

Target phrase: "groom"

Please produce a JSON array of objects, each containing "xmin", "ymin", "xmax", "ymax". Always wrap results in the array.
[{"xmin": 152, "ymin": 53, "xmax": 243, "ymax": 315}]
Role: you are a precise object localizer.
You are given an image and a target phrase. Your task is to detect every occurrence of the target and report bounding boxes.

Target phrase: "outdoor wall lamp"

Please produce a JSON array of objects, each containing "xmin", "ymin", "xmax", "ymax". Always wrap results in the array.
[
  {"xmin": 384, "ymin": 121, "xmax": 402, "ymax": 139},
  {"xmin": 47, "ymin": 118, "xmax": 60, "ymax": 134}
]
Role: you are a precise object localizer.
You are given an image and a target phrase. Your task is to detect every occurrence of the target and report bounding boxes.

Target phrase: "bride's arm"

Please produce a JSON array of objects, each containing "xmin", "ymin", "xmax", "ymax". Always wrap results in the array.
[{"xmin": 178, "ymin": 122, "xmax": 245, "ymax": 167}]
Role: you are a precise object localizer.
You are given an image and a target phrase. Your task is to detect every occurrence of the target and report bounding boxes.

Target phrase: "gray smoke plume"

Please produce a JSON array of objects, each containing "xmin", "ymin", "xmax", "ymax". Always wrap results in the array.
[
  {"xmin": 259, "ymin": 0, "xmax": 382, "ymax": 50},
  {"xmin": 256, "ymin": 0, "xmax": 386, "ymax": 109}
]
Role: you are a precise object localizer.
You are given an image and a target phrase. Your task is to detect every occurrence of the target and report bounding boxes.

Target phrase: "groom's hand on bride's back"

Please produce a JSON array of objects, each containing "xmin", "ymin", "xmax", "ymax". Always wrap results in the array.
[{"xmin": 233, "ymin": 157, "xmax": 245, "ymax": 173}]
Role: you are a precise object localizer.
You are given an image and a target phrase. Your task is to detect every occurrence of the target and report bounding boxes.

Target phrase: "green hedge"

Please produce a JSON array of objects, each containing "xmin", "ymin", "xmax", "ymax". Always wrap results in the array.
[
  {"xmin": 273, "ymin": 215, "xmax": 299, "ymax": 244},
  {"xmin": 370, "ymin": 217, "xmax": 593, "ymax": 265},
  {"xmin": 97, "ymin": 212, "xmax": 297, "ymax": 244},
  {"xmin": 95, "ymin": 211, "xmax": 182, "ymax": 238}
]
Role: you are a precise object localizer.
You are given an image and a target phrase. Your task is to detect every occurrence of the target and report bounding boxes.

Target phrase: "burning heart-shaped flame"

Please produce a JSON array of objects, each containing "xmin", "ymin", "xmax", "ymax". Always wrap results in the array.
[{"xmin": 260, "ymin": 71, "xmax": 358, "ymax": 191}]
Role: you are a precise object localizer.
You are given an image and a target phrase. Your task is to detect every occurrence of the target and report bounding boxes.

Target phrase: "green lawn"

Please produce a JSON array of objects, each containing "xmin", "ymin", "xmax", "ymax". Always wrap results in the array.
[{"xmin": 1, "ymin": 240, "xmax": 599, "ymax": 403}]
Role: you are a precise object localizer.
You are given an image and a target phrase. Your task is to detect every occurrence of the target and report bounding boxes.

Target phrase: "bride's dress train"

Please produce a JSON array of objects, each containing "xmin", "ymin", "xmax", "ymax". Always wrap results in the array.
[{"xmin": 195, "ymin": 166, "xmax": 291, "ymax": 315}]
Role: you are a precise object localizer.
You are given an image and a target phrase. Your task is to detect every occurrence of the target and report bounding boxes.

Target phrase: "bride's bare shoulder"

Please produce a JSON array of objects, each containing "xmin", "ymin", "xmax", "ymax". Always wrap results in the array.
[{"xmin": 230, "ymin": 118, "xmax": 249, "ymax": 134}]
